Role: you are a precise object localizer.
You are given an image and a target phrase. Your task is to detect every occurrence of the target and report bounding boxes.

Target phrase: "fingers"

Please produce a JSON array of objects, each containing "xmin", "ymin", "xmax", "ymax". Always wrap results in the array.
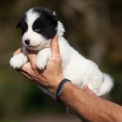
[
  {"xmin": 26, "ymin": 48, "xmax": 37, "ymax": 70},
  {"xmin": 50, "ymin": 35, "xmax": 60, "ymax": 59},
  {"xmin": 20, "ymin": 62, "xmax": 33, "ymax": 74},
  {"xmin": 19, "ymin": 70, "xmax": 33, "ymax": 81},
  {"xmin": 13, "ymin": 48, "xmax": 22, "ymax": 56},
  {"xmin": 16, "ymin": 62, "xmax": 34, "ymax": 80}
]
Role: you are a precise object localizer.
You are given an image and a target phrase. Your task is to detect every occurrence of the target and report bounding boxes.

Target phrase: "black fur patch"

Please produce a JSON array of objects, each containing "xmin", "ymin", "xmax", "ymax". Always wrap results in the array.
[
  {"xmin": 16, "ymin": 7, "xmax": 59, "ymax": 39},
  {"xmin": 16, "ymin": 14, "xmax": 28, "ymax": 35},
  {"xmin": 32, "ymin": 7, "xmax": 59, "ymax": 39}
]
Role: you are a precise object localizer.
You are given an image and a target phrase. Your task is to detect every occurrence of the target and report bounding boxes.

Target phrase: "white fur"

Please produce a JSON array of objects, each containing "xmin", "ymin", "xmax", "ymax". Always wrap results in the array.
[{"xmin": 10, "ymin": 9, "xmax": 113, "ymax": 99}]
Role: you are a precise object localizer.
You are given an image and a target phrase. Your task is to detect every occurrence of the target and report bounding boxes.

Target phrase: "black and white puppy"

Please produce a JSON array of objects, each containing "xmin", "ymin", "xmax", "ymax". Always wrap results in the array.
[{"xmin": 10, "ymin": 7, "xmax": 113, "ymax": 99}]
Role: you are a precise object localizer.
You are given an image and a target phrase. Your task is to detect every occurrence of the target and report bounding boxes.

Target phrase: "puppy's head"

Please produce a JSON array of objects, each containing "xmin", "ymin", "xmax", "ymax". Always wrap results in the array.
[{"xmin": 16, "ymin": 7, "xmax": 64, "ymax": 51}]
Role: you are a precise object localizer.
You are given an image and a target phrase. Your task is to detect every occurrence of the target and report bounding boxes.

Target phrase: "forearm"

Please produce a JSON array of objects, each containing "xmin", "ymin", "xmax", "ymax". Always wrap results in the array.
[
  {"xmin": 17, "ymin": 35, "xmax": 122, "ymax": 122},
  {"xmin": 57, "ymin": 82, "xmax": 122, "ymax": 122}
]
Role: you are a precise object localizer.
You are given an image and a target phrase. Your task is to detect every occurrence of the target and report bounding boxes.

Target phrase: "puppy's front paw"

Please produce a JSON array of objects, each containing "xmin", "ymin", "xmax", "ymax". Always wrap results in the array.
[
  {"xmin": 36, "ymin": 57, "xmax": 47, "ymax": 70},
  {"xmin": 10, "ymin": 53, "xmax": 28, "ymax": 69}
]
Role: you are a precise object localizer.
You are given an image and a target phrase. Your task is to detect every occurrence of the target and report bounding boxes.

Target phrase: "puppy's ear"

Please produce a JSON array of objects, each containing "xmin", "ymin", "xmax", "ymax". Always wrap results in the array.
[
  {"xmin": 16, "ymin": 14, "xmax": 26, "ymax": 28},
  {"xmin": 45, "ymin": 11, "xmax": 58, "ymax": 23},
  {"xmin": 16, "ymin": 21, "xmax": 21, "ymax": 28},
  {"xmin": 52, "ymin": 11, "xmax": 58, "ymax": 22},
  {"xmin": 53, "ymin": 11, "xmax": 56, "ymax": 15},
  {"xmin": 51, "ymin": 14, "xmax": 59, "ymax": 22}
]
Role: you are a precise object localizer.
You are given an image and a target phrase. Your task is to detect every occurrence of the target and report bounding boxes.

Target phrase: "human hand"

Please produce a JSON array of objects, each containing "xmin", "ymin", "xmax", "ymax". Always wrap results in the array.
[
  {"xmin": 14, "ymin": 35, "xmax": 64, "ymax": 95},
  {"xmin": 13, "ymin": 35, "xmax": 96, "ymax": 97}
]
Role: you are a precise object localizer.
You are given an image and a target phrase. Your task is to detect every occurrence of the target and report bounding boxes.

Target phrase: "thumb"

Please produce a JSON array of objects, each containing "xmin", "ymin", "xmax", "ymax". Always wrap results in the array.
[
  {"xmin": 13, "ymin": 48, "xmax": 22, "ymax": 56},
  {"xmin": 50, "ymin": 35, "xmax": 60, "ymax": 58},
  {"xmin": 26, "ymin": 48, "xmax": 37, "ymax": 69}
]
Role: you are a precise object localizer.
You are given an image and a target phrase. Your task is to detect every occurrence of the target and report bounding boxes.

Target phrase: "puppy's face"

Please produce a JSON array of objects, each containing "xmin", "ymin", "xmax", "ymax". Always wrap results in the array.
[{"xmin": 16, "ymin": 7, "xmax": 58, "ymax": 51}]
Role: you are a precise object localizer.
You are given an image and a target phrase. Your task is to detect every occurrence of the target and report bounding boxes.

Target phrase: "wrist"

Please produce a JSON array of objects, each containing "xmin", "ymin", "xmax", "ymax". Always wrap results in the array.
[
  {"xmin": 56, "ymin": 78, "xmax": 70, "ymax": 102},
  {"xmin": 48, "ymin": 75, "xmax": 65, "ymax": 95}
]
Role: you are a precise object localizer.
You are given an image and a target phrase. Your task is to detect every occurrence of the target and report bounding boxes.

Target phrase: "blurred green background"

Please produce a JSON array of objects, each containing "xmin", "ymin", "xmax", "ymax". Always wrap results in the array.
[{"xmin": 0, "ymin": 0, "xmax": 122, "ymax": 121}]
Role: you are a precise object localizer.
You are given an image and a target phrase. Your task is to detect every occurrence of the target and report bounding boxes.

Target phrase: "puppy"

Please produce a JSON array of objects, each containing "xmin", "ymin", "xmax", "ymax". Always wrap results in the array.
[{"xmin": 10, "ymin": 7, "xmax": 113, "ymax": 100}]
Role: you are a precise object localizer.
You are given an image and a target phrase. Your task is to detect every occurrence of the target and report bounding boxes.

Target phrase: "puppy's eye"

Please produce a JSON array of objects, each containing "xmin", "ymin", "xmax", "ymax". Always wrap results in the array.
[{"xmin": 35, "ymin": 28, "xmax": 41, "ymax": 32}]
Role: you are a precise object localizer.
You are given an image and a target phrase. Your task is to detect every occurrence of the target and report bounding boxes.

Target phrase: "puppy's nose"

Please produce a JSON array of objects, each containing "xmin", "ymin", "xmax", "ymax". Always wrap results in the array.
[{"xmin": 25, "ymin": 39, "xmax": 30, "ymax": 45}]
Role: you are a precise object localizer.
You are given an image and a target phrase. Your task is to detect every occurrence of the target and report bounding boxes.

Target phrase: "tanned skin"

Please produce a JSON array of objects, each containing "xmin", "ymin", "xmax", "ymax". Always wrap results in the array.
[{"xmin": 14, "ymin": 35, "xmax": 122, "ymax": 122}]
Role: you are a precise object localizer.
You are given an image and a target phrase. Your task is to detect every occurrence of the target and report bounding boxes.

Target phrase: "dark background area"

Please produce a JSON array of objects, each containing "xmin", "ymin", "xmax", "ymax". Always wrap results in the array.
[{"xmin": 0, "ymin": 0, "xmax": 122, "ymax": 121}]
